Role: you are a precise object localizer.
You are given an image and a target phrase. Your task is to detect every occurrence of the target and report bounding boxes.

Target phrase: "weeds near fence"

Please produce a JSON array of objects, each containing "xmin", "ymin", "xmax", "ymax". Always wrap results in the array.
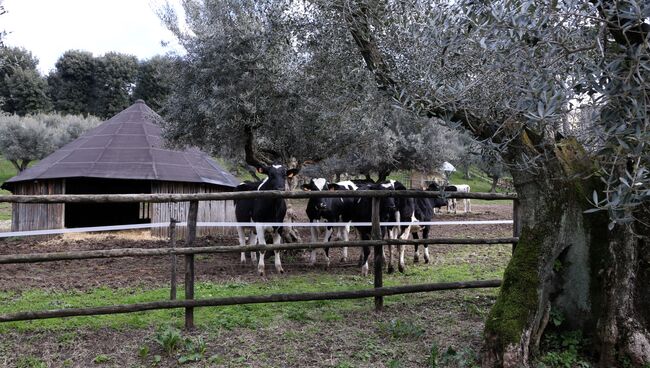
[{"xmin": 154, "ymin": 325, "xmax": 182, "ymax": 356}]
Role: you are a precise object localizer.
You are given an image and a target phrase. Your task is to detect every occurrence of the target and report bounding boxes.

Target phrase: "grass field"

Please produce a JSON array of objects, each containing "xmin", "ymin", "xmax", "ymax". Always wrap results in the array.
[{"xmin": 0, "ymin": 241, "xmax": 511, "ymax": 367}]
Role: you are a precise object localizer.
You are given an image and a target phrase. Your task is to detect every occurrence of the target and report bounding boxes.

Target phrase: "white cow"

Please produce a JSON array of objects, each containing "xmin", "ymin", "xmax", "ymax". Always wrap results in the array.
[{"xmin": 446, "ymin": 184, "xmax": 471, "ymax": 213}]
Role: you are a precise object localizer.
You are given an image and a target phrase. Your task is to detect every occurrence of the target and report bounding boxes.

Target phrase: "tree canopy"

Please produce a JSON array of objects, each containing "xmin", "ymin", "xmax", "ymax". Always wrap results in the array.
[
  {"xmin": 159, "ymin": 0, "xmax": 463, "ymax": 179},
  {"xmin": 0, "ymin": 47, "xmax": 50, "ymax": 115},
  {"xmin": 0, "ymin": 112, "xmax": 100, "ymax": 172}
]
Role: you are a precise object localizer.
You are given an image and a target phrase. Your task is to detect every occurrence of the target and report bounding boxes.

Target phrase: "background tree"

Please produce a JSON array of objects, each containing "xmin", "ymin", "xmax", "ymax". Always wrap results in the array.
[
  {"xmin": 2, "ymin": 67, "xmax": 51, "ymax": 115},
  {"xmin": 475, "ymin": 149, "xmax": 506, "ymax": 193},
  {"xmin": 47, "ymin": 50, "xmax": 139, "ymax": 118},
  {"xmin": 47, "ymin": 50, "xmax": 96, "ymax": 115},
  {"xmin": 90, "ymin": 52, "xmax": 138, "ymax": 118},
  {"xmin": 0, "ymin": 113, "xmax": 100, "ymax": 173},
  {"xmin": 160, "ymin": 0, "xmax": 462, "ymax": 181},
  {"xmin": 133, "ymin": 55, "xmax": 175, "ymax": 111},
  {"xmin": 0, "ymin": 47, "xmax": 50, "ymax": 115}
]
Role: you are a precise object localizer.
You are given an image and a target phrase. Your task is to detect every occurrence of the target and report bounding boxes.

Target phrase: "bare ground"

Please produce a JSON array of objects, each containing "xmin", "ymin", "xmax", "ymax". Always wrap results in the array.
[{"xmin": 0, "ymin": 203, "xmax": 512, "ymax": 367}]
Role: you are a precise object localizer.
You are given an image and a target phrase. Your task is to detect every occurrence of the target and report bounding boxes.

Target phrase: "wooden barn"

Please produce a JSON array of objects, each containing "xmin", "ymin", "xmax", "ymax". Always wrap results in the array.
[{"xmin": 1, "ymin": 100, "xmax": 240, "ymax": 238}]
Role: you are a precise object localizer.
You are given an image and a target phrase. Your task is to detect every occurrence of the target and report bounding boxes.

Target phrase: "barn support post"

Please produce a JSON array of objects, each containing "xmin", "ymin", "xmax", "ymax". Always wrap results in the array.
[
  {"xmin": 184, "ymin": 201, "xmax": 198, "ymax": 330},
  {"xmin": 512, "ymin": 199, "xmax": 522, "ymax": 254},
  {"xmin": 169, "ymin": 218, "xmax": 177, "ymax": 300},
  {"xmin": 371, "ymin": 196, "xmax": 383, "ymax": 311}
]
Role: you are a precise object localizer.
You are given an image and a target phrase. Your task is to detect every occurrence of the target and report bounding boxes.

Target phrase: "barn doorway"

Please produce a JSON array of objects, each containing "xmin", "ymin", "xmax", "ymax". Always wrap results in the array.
[{"xmin": 64, "ymin": 178, "xmax": 151, "ymax": 228}]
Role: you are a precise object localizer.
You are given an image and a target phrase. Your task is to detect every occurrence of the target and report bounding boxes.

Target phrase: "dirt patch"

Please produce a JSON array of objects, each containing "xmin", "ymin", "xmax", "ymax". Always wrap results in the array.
[
  {"xmin": 1, "ymin": 290, "xmax": 496, "ymax": 368},
  {"xmin": 0, "ymin": 204, "xmax": 511, "ymax": 292}
]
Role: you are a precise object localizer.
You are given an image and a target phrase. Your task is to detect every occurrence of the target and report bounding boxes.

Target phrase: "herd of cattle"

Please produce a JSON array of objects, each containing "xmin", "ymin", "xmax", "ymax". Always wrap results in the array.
[{"xmin": 234, "ymin": 165, "xmax": 471, "ymax": 276}]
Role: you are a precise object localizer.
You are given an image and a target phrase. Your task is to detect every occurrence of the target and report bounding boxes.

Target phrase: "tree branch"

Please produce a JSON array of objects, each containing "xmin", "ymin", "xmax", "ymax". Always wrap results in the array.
[
  {"xmin": 342, "ymin": 1, "xmax": 497, "ymax": 142},
  {"xmin": 243, "ymin": 125, "xmax": 270, "ymax": 167},
  {"xmin": 594, "ymin": 0, "xmax": 650, "ymax": 48}
]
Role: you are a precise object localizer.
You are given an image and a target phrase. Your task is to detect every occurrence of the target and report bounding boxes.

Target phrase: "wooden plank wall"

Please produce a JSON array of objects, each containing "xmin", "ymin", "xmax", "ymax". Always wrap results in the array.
[
  {"xmin": 151, "ymin": 182, "xmax": 236, "ymax": 239},
  {"xmin": 11, "ymin": 180, "xmax": 65, "ymax": 232}
]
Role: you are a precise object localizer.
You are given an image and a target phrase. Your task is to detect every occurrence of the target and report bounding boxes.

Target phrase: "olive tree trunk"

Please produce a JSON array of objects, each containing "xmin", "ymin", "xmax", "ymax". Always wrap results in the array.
[{"xmin": 481, "ymin": 140, "xmax": 650, "ymax": 367}]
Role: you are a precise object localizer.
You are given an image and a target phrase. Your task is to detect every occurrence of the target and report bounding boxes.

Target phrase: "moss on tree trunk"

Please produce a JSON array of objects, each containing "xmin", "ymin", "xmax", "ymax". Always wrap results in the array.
[{"xmin": 482, "ymin": 139, "xmax": 650, "ymax": 367}]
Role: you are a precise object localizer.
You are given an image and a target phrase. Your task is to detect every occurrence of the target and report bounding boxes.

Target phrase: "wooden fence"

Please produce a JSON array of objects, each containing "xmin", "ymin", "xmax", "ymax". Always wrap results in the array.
[{"xmin": 0, "ymin": 190, "xmax": 520, "ymax": 329}]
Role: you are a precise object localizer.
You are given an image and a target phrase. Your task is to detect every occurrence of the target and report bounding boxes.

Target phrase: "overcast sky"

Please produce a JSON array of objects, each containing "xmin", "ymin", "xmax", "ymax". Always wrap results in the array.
[{"xmin": 2, "ymin": 0, "xmax": 184, "ymax": 74}]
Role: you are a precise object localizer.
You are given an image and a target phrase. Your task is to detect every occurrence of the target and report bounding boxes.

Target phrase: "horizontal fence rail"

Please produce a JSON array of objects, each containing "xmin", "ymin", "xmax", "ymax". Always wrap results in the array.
[
  {"xmin": 0, "ymin": 189, "xmax": 517, "ymax": 204},
  {"xmin": 0, "ymin": 237, "xmax": 519, "ymax": 264},
  {"xmin": 0, "ymin": 220, "xmax": 514, "ymax": 238},
  {"xmin": 0, "ymin": 191, "xmax": 519, "ymax": 327},
  {"xmin": 0, "ymin": 280, "xmax": 502, "ymax": 323}
]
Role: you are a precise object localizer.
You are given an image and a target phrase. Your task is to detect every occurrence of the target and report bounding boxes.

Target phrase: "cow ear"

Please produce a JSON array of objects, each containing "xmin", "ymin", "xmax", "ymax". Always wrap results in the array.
[
  {"xmin": 286, "ymin": 168, "xmax": 299, "ymax": 178},
  {"xmin": 301, "ymin": 184, "xmax": 311, "ymax": 191},
  {"xmin": 256, "ymin": 166, "xmax": 268, "ymax": 174},
  {"xmin": 327, "ymin": 183, "xmax": 336, "ymax": 191}
]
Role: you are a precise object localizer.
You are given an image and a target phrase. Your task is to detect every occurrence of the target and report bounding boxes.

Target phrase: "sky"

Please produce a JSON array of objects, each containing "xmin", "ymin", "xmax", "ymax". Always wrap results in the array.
[{"xmin": 2, "ymin": 0, "xmax": 184, "ymax": 74}]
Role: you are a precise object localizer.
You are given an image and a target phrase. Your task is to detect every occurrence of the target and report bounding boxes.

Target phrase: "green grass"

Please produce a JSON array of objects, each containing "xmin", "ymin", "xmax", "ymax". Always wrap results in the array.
[
  {"xmin": 0, "ymin": 245, "xmax": 509, "ymax": 332},
  {"xmin": 0, "ymin": 159, "xmax": 18, "ymax": 183},
  {"xmin": 0, "ymin": 159, "xmax": 18, "ymax": 221}
]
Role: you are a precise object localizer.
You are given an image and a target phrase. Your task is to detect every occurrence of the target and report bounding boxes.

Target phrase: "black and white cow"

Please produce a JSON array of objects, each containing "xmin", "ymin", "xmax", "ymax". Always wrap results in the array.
[
  {"xmin": 235, "ymin": 165, "xmax": 299, "ymax": 276},
  {"xmin": 445, "ymin": 184, "xmax": 471, "ymax": 213},
  {"xmin": 302, "ymin": 178, "xmax": 333, "ymax": 266},
  {"xmin": 386, "ymin": 182, "xmax": 449, "ymax": 273},
  {"xmin": 302, "ymin": 179, "xmax": 360, "ymax": 266},
  {"xmin": 427, "ymin": 182, "xmax": 471, "ymax": 213},
  {"xmin": 350, "ymin": 181, "xmax": 397, "ymax": 276}
]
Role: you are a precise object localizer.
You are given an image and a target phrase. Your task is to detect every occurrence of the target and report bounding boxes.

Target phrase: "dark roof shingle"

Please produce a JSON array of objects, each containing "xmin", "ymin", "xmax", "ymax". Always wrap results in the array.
[{"xmin": 2, "ymin": 100, "xmax": 240, "ymax": 190}]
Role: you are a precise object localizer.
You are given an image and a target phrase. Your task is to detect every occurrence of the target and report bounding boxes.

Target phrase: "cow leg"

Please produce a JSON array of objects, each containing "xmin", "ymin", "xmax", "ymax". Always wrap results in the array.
[
  {"xmin": 273, "ymin": 231, "xmax": 284, "ymax": 274},
  {"xmin": 309, "ymin": 220, "xmax": 318, "ymax": 266},
  {"xmin": 422, "ymin": 226, "xmax": 431, "ymax": 264},
  {"xmin": 341, "ymin": 223, "xmax": 350, "ymax": 262},
  {"xmin": 387, "ymin": 243, "xmax": 395, "ymax": 274},
  {"xmin": 322, "ymin": 226, "xmax": 333, "ymax": 267},
  {"xmin": 236, "ymin": 227, "xmax": 248, "ymax": 264},
  {"xmin": 247, "ymin": 233, "xmax": 257, "ymax": 262},
  {"xmin": 385, "ymin": 227, "xmax": 395, "ymax": 273},
  {"xmin": 413, "ymin": 232, "xmax": 420, "ymax": 263},
  {"xmin": 361, "ymin": 244, "xmax": 371, "ymax": 277},
  {"xmin": 398, "ymin": 243, "xmax": 406, "ymax": 273},
  {"xmin": 255, "ymin": 226, "xmax": 267, "ymax": 276}
]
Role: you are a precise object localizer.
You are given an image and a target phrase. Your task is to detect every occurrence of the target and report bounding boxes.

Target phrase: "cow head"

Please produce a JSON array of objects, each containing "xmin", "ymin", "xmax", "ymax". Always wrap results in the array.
[
  {"xmin": 367, "ymin": 183, "xmax": 397, "ymax": 221},
  {"xmin": 302, "ymin": 178, "xmax": 328, "ymax": 192},
  {"xmin": 302, "ymin": 178, "xmax": 329, "ymax": 211},
  {"xmin": 327, "ymin": 180, "xmax": 358, "ymax": 191},
  {"xmin": 427, "ymin": 182, "xmax": 441, "ymax": 191},
  {"xmin": 256, "ymin": 165, "xmax": 300, "ymax": 191}
]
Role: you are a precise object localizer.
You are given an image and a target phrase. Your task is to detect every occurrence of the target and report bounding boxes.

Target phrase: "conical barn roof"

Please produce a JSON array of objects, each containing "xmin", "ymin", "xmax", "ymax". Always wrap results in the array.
[{"xmin": 2, "ymin": 100, "xmax": 240, "ymax": 190}]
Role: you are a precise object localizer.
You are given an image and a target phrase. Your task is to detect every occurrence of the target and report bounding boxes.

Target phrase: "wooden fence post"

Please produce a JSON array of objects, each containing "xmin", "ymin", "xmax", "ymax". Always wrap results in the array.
[
  {"xmin": 512, "ymin": 199, "xmax": 522, "ymax": 254},
  {"xmin": 185, "ymin": 201, "xmax": 198, "ymax": 330},
  {"xmin": 169, "ymin": 218, "xmax": 177, "ymax": 300},
  {"xmin": 371, "ymin": 197, "xmax": 383, "ymax": 311}
]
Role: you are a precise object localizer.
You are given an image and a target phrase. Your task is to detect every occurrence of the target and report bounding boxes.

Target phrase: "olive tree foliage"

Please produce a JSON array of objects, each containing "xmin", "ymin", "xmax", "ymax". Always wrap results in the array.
[
  {"xmin": 159, "ymin": 0, "xmax": 316, "ymax": 169},
  {"xmin": 0, "ymin": 113, "xmax": 100, "ymax": 172},
  {"xmin": 0, "ymin": 2, "xmax": 6, "ymax": 46},
  {"xmin": 158, "ymin": 0, "xmax": 460, "ymax": 179},
  {"xmin": 333, "ymin": 0, "xmax": 649, "ymax": 365},
  {"xmin": 338, "ymin": 0, "xmax": 648, "ymax": 224}
]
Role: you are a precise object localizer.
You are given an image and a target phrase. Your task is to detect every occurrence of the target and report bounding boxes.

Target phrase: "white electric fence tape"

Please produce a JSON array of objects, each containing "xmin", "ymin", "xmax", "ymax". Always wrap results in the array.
[{"xmin": 0, "ymin": 220, "xmax": 513, "ymax": 238}]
